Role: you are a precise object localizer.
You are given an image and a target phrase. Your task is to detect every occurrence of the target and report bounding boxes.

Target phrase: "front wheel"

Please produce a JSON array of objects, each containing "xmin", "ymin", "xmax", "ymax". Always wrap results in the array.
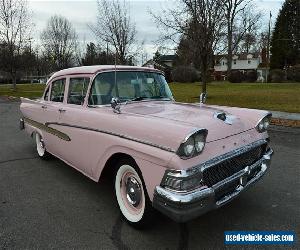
[
  {"xmin": 35, "ymin": 133, "xmax": 50, "ymax": 159},
  {"xmin": 114, "ymin": 160, "xmax": 153, "ymax": 228}
]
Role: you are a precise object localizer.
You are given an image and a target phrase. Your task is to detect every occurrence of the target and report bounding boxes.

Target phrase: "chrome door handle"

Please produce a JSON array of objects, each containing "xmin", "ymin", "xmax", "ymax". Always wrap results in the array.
[
  {"xmin": 41, "ymin": 105, "xmax": 47, "ymax": 109},
  {"xmin": 58, "ymin": 108, "xmax": 66, "ymax": 113}
]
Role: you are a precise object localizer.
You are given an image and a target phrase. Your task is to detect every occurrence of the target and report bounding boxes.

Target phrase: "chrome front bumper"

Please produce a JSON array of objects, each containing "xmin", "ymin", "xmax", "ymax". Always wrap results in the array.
[{"xmin": 153, "ymin": 147, "xmax": 274, "ymax": 222}]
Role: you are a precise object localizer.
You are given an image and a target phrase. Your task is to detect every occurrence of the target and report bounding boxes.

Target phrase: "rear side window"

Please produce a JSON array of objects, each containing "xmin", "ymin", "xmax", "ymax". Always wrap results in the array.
[
  {"xmin": 50, "ymin": 79, "xmax": 65, "ymax": 102},
  {"xmin": 67, "ymin": 78, "xmax": 90, "ymax": 105}
]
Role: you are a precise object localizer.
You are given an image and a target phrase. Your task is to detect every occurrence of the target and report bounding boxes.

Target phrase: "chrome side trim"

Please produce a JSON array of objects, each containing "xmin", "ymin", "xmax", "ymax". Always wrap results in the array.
[
  {"xmin": 45, "ymin": 122, "xmax": 176, "ymax": 153},
  {"xmin": 23, "ymin": 117, "xmax": 71, "ymax": 141}
]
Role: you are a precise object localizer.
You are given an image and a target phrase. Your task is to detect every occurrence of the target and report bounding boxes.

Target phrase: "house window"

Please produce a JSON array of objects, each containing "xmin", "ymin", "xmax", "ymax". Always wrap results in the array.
[
  {"xmin": 222, "ymin": 61, "xmax": 225, "ymax": 65},
  {"xmin": 233, "ymin": 59, "xmax": 237, "ymax": 65},
  {"xmin": 248, "ymin": 60, "xmax": 251, "ymax": 64}
]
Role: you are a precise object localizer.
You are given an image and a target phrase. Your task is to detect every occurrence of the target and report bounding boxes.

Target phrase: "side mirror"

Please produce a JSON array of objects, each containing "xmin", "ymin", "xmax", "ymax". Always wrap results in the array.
[{"xmin": 111, "ymin": 97, "xmax": 121, "ymax": 114}]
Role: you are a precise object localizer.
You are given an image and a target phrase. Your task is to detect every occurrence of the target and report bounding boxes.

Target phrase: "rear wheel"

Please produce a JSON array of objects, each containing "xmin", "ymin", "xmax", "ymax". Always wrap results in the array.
[
  {"xmin": 114, "ymin": 159, "xmax": 153, "ymax": 228},
  {"xmin": 35, "ymin": 133, "xmax": 50, "ymax": 159}
]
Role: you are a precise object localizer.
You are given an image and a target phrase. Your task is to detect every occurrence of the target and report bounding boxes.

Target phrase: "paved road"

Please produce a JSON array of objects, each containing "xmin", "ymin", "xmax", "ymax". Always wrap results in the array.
[{"xmin": 0, "ymin": 100, "xmax": 299, "ymax": 250}]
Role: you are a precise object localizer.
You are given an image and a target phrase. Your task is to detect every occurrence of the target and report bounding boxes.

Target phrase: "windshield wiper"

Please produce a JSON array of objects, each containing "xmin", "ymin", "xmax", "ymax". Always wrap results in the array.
[
  {"xmin": 129, "ymin": 96, "xmax": 172, "ymax": 102},
  {"xmin": 130, "ymin": 96, "xmax": 149, "ymax": 101},
  {"xmin": 150, "ymin": 96, "xmax": 172, "ymax": 100}
]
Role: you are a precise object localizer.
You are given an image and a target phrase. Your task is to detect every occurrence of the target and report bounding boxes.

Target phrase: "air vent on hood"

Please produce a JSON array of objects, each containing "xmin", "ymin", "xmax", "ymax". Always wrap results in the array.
[{"xmin": 214, "ymin": 111, "xmax": 234, "ymax": 125}]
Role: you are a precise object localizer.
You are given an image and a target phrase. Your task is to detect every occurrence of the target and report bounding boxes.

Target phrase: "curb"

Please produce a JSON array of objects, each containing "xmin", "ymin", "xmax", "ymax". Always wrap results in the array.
[{"xmin": 271, "ymin": 111, "xmax": 300, "ymax": 121}]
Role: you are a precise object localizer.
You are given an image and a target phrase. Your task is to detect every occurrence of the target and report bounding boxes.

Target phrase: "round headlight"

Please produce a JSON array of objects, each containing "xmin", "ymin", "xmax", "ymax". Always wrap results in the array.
[
  {"xmin": 256, "ymin": 114, "xmax": 272, "ymax": 133},
  {"xmin": 263, "ymin": 119, "xmax": 270, "ymax": 130},
  {"xmin": 183, "ymin": 137, "xmax": 195, "ymax": 156},
  {"xmin": 258, "ymin": 122, "xmax": 264, "ymax": 132},
  {"xmin": 177, "ymin": 129, "xmax": 208, "ymax": 159},
  {"xmin": 194, "ymin": 133, "xmax": 205, "ymax": 153}
]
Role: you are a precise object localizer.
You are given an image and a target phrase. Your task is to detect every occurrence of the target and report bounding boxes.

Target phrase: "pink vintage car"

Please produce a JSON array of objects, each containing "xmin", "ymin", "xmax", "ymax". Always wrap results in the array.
[{"xmin": 20, "ymin": 65, "xmax": 273, "ymax": 227}]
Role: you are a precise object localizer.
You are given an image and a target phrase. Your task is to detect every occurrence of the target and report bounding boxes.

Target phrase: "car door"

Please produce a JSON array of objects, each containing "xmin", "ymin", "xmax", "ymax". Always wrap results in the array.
[
  {"xmin": 43, "ymin": 77, "xmax": 68, "ymax": 157},
  {"xmin": 56, "ymin": 76, "xmax": 93, "ymax": 175}
]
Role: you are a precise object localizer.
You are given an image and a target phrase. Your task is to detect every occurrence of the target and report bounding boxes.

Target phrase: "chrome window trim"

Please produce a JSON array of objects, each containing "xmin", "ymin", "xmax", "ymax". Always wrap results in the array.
[{"xmin": 87, "ymin": 70, "xmax": 172, "ymax": 107}]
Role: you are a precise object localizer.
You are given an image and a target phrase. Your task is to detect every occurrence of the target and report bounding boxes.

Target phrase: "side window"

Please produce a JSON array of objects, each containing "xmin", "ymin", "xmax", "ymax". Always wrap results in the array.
[
  {"xmin": 50, "ymin": 79, "xmax": 66, "ymax": 102},
  {"xmin": 67, "ymin": 78, "xmax": 90, "ymax": 105},
  {"xmin": 44, "ymin": 86, "xmax": 50, "ymax": 101}
]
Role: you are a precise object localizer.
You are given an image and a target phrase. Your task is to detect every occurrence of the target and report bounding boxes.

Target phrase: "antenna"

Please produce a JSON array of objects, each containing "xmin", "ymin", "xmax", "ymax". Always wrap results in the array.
[{"xmin": 114, "ymin": 51, "xmax": 119, "ymax": 97}]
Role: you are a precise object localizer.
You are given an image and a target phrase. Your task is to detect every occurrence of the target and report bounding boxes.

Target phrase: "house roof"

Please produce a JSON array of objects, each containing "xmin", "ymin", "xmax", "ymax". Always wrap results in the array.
[
  {"xmin": 142, "ymin": 59, "xmax": 170, "ymax": 70},
  {"xmin": 158, "ymin": 55, "xmax": 177, "ymax": 62},
  {"xmin": 215, "ymin": 52, "xmax": 260, "ymax": 61}
]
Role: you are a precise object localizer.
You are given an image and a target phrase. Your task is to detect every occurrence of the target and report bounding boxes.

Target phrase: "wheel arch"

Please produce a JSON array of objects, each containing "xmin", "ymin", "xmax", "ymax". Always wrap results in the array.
[{"xmin": 99, "ymin": 152, "xmax": 136, "ymax": 182}]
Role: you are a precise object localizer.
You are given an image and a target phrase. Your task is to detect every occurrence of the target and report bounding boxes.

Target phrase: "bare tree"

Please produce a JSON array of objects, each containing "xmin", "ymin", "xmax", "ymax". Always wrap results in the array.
[
  {"xmin": 221, "ymin": 0, "xmax": 261, "ymax": 72},
  {"xmin": 152, "ymin": 0, "xmax": 225, "ymax": 95},
  {"xmin": 41, "ymin": 15, "xmax": 78, "ymax": 71},
  {"xmin": 0, "ymin": 0, "xmax": 32, "ymax": 90},
  {"xmin": 258, "ymin": 31, "xmax": 269, "ymax": 52},
  {"xmin": 90, "ymin": 0, "xmax": 137, "ymax": 64}
]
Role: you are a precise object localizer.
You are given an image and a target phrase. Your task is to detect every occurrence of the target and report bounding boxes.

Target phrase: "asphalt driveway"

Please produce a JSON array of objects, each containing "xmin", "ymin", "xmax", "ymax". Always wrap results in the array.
[{"xmin": 0, "ymin": 100, "xmax": 299, "ymax": 249}]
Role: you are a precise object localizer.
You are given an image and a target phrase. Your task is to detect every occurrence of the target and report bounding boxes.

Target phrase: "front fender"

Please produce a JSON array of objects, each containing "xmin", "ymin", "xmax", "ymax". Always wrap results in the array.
[{"xmin": 93, "ymin": 144, "xmax": 174, "ymax": 201}]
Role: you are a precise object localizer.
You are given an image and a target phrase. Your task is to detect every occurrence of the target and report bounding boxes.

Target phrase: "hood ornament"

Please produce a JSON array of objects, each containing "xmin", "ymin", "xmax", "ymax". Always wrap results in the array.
[
  {"xmin": 214, "ymin": 111, "xmax": 235, "ymax": 125},
  {"xmin": 111, "ymin": 97, "xmax": 121, "ymax": 114},
  {"xmin": 200, "ymin": 93, "xmax": 207, "ymax": 104}
]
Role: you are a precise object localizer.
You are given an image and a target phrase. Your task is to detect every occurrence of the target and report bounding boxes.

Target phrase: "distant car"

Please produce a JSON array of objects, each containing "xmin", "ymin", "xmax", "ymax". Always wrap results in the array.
[{"xmin": 20, "ymin": 65, "xmax": 273, "ymax": 227}]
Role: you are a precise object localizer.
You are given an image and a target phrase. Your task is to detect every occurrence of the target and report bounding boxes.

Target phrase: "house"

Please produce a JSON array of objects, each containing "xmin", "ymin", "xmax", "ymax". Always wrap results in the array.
[
  {"xmin": 142, "ymin": 55, "xmax": 177, "ymax": 82},
  {"xmin": 214, "ymin": 51, "xmax": 269, "ymax": 81}
]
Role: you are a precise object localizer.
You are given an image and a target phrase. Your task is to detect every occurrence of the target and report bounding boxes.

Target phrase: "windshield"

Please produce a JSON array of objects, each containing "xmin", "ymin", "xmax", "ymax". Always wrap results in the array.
[{"xmin": 88, "ymin": 71, "xmax": 173, "ymax": 105}]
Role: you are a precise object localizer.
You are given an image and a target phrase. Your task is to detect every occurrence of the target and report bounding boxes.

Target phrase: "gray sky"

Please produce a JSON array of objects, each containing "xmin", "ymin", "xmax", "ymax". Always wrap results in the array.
[{"xmin": 29, "ymin": 0, "xmax": 284, "ymax": 61}]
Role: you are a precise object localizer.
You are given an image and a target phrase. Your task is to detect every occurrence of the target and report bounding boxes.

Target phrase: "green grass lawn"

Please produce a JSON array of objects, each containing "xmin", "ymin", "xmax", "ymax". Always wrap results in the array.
[
  {"xmin": 0, "ymin": 82, "xmax": 299, "ymax": 113},
  {"xmin": 169, "ymin": 82, "xmax": 300, "ymax": 113},
  {"xmin": 0, "ymin": 84, "xmax": 45, "ymax": 99}
]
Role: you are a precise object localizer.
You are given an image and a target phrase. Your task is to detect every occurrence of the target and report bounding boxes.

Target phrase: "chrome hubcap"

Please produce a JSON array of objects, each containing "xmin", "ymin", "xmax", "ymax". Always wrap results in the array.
[{"xmin": 125, "ymin": 176, "xmax": 142, "ymax": 207}]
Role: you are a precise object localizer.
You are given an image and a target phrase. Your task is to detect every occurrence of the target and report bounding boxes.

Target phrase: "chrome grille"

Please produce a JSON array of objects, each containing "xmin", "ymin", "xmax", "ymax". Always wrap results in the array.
[{"xmin": 203, "ymin": 144, "xmax": 266, "ymax": 187}]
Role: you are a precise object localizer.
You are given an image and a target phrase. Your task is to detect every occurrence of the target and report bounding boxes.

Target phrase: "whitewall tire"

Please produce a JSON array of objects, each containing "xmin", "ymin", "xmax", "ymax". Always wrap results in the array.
[
  {"xmin": 114, "ymin": 160, "xmax": 153, "ymax": 228},
  {"xmin": 35, "ymin": 133, "xmax": 49, "ymax": 159}
]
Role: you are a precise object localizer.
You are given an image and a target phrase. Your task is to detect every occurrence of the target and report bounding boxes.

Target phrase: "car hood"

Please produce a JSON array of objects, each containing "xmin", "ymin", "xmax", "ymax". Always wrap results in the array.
[{"xmin": 121, "ymin": 101, "xmax": 267, "ymax": 143}]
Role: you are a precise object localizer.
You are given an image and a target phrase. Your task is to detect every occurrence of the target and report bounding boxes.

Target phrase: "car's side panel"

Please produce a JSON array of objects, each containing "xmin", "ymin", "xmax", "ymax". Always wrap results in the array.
[{"xmin": 46, "ymin": 119, "xmax": 174, "ymax": 177}]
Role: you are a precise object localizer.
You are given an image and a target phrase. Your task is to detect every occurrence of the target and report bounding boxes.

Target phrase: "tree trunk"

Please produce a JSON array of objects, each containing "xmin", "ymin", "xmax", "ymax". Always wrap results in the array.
[
  {"xmin": 227, "ymin": 26, "xmax": 233, "ymax": 74},
  {"xmin": 202, "ymin": 78, "xmax": 207, "ymax": 94},
  {"xmin": 201, "ymin": 68, "xmax": 207, "ymax": 94},
  {"xmin": 12, "ymin": 74, "xmax": 17, "ymax": 91}
]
